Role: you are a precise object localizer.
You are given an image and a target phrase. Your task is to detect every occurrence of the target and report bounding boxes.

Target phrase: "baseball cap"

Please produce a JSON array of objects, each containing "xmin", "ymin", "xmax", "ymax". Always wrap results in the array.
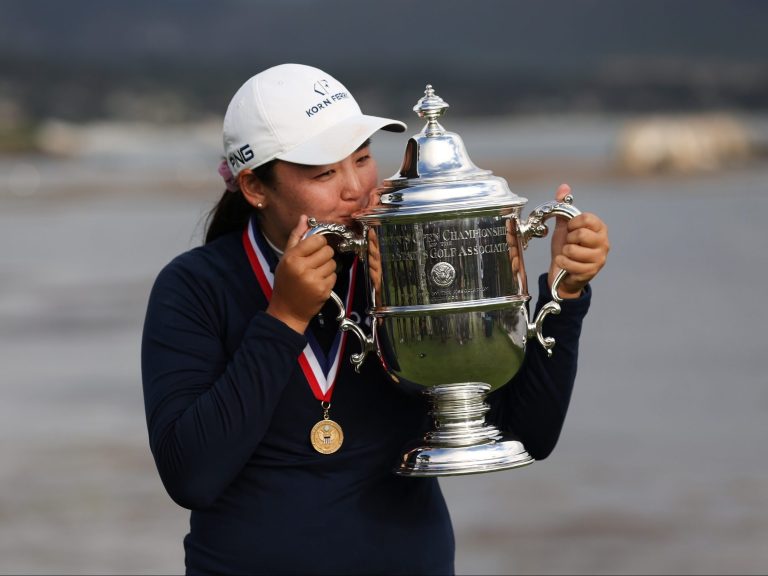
[{"xmin": 223, "ymin": 63, "xmax": 406, "ymax": 177}]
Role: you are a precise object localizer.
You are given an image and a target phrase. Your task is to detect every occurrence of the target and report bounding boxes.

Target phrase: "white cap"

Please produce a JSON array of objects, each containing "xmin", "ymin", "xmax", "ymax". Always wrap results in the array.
[{"xmin": 223, "ymin": 63, "xmax": 406, "ymax": 176}]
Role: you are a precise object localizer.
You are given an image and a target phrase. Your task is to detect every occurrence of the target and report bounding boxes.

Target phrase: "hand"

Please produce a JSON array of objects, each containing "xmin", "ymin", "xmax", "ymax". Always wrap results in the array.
[
  {"xmin": 367, "ymin": 227, "xmax": 383, "ymax": 302},
  {"xmin": 267, "ymin": 215, "xmax": 337, "ymax": 334},
  {"xmin": 548, "ymin": 184, "xmax": 610, "ymax": 299}
]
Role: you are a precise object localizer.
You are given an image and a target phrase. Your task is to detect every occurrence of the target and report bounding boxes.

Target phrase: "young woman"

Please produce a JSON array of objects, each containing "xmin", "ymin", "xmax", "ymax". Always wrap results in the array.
[{"xmin": 141, "ymin": 63, "xmax": 610, "ymax": 575}]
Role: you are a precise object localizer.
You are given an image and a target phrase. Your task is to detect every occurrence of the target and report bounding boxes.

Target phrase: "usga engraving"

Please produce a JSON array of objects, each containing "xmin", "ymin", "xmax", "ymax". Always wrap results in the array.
[{"xmin": 430, "ymin": 262, "xmax": 456, "ymax": 287}]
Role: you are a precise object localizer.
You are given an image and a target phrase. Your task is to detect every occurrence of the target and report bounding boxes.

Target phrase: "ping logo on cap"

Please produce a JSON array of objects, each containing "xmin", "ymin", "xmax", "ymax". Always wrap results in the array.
[{"xmin": 229, "ymin": 144, "xmax": 254, "ymax": 168}]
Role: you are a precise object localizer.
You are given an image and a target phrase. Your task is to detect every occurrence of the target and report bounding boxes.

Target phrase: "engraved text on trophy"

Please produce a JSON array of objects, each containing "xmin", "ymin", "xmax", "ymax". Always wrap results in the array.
[{"xmin": 378, "ymin": 217, "xmax": 522, "ymax": 307}]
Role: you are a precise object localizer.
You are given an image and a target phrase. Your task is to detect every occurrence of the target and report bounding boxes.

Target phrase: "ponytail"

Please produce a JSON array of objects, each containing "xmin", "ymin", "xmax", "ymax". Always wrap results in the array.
[
  {"xmin": 204, "ymin": 189, "xmax": 254, "ymax": 244},
  {"xmin": 204, "ymin": 160, "xmax": 278, "ymax": 244}
]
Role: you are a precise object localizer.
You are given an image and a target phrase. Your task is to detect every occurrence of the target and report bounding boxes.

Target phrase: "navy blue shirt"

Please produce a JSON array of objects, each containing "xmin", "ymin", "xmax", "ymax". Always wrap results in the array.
[{"xmin": 141, "ymin": 225, "xmax": 590, "ymax": 575}]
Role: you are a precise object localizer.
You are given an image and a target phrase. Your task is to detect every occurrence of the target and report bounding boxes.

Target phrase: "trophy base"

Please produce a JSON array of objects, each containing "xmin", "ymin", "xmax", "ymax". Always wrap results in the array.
[
  {"xmin": 395, "ymin": 437, "xmax": 533, "ymax": 477},
  {"xmin": 393, "ymin": 382, "xmax": 534, "ymax": 477}
]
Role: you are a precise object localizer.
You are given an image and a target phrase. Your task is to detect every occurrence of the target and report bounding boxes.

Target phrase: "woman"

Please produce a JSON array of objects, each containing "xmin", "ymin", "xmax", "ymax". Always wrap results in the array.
[{"xmin": 141, "ymin": 63, "xmax": 610, "ymax": 575}]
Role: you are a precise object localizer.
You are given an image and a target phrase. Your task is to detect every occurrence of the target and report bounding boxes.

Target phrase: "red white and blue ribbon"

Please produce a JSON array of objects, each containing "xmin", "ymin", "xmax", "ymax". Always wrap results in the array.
[{"xmin": 242, "ymin": 217, "xmax": 358, "ymax": 402}]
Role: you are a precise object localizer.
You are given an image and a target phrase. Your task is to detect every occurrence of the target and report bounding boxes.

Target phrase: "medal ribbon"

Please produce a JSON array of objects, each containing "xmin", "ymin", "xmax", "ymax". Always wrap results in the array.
[{"xmin": 242, "ymin": 216, "xmax": 358, "ymax": 402}]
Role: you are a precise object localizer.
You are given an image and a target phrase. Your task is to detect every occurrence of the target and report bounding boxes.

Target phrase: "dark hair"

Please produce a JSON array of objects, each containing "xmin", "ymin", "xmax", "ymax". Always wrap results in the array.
[{"xmin": 204, "ymin": 160, "xmax": 277, "ymax": 244}]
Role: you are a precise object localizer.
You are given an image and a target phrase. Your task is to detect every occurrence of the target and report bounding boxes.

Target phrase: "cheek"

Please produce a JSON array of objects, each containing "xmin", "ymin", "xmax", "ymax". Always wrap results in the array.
[
  {"xmin": 362, "ymin": 162, "xmax": 379, "ymax": 190},
  {"xmin": 299, "ymin": 187, "xmax": 335, "ymax": 218}
]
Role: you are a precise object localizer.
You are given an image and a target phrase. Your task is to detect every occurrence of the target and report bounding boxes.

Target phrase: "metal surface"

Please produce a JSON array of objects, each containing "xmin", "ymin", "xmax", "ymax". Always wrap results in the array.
[
  {"xmin": 396, "ymin": 383, "xmax": 533, "ymax": 477},
  {"xmin": 362, "ymin": 85, "xmax": 527, "ymax": 219},
  {"xmin": 306, "ymin": 85, "xmax": 581, "ymax": 476}
]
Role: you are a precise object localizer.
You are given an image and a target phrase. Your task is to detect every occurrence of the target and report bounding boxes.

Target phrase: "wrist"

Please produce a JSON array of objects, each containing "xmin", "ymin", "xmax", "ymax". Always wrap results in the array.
[
  {"xmin": 266, "ymin": 303, "xmax": 309, "ymax": 335},
  {"xmin": 557, "ymin": 286, "xmax": 583, "ymax": 300}
]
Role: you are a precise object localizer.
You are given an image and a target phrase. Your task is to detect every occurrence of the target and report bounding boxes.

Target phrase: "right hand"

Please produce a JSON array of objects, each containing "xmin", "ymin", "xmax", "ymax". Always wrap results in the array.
[{"xmin": 266, "ymin": 215, "xmax": 337, "ymax": 334}]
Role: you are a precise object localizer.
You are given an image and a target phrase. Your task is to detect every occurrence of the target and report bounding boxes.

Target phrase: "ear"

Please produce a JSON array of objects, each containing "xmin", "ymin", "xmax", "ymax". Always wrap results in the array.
[{"xmin": 238, "ymin": 170, "xmax": 268, "ymax": 209}]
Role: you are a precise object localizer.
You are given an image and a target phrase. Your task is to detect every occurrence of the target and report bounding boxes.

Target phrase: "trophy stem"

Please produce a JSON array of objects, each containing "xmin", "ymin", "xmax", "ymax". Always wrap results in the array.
[{"xmin": 394, "ymin": 382, "xmax": 534, "ymax": 477}]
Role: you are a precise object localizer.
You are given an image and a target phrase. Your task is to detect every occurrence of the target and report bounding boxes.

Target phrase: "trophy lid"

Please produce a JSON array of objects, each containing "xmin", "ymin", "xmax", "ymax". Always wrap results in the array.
[{"xmin": 357, "ymin": 85, "xmax": 527, "ymax": 222}]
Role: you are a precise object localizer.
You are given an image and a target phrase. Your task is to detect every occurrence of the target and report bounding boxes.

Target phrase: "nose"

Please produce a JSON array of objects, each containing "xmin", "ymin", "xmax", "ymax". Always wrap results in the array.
[{"xmin": 339, "ymin": 168, "xmax": 364, "ymax": 202}]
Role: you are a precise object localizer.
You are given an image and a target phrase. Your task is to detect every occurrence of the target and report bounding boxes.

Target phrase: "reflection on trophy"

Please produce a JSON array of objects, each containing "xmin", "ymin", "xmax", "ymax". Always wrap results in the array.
[{"xmin": 307, "ymin": 85, "xmax": 581, "ymax": 477}]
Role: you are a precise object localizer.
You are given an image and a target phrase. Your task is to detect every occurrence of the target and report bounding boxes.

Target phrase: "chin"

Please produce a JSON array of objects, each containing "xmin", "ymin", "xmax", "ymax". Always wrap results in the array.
[
  {"xmin": 330, "ymin": 215, "xmax": 354, "ymax": 226},
  {"xmin": 332, "ymin": 216, "xmax": 363, "ymax": 235}
]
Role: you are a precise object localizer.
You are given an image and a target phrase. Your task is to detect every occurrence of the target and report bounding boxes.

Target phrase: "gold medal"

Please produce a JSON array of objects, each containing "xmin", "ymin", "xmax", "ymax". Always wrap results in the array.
[
  {"xmin": 310, "ymin": 418, "xmax": 344, "ymax": 454},
  {"xmin": 310, "ymin": 402, "xmax": 343, "ymax": 454}
]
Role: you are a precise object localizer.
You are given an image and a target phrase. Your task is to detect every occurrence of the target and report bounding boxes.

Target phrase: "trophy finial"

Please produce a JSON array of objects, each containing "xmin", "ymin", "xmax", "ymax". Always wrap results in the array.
[{"xmin": 413, "ymin": 84, "xmax": 449, "ymax": 136}]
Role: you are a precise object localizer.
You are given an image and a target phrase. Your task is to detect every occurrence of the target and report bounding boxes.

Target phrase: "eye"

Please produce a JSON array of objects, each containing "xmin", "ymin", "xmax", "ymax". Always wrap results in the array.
[
  {"xmin": 313, "ymin": 169, "xmax": 335, "ymax": 180},
  {"xmin": 356, "ymin": 153, "xmax": 371, "ymax": 165}
]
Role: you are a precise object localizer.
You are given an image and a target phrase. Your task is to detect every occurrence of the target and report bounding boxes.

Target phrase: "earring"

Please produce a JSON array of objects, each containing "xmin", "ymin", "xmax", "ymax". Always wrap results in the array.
[{"xmin": 257, "ymin": 202, "xmax": 264, "ymax": 209}]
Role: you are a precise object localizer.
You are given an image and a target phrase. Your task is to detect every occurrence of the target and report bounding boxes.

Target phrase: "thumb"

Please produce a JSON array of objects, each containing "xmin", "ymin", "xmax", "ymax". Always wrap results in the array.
[
  {"xmin": 555, "ymin": 182, "xmax": 571, "ymax": 203},
  {"xmin": 551, "ymin": 184, "xmax": 571, "ymax": 257},
  {"xmin": 285, "ymin": 215, "xmax": 310, "ymax": 250},
  {"xmin": 554, "ymin": 183, "xmax": 572, "ymax": 231}
]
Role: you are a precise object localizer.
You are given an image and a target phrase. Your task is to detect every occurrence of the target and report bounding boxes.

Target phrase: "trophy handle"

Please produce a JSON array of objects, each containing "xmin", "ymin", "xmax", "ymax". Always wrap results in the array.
[
  {"xmin": 303, "ymin": 218, "xmax": 375, "ymax": 373},
  {"xmin": 517, "ymin": 195, "xmax": 582, "ymax": 357}
]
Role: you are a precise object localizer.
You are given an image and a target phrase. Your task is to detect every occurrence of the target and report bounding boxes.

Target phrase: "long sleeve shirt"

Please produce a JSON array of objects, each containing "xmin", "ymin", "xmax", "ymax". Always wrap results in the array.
[{"xmin": 141, "ymin": 223, "xmax": 591, "ymax": 575}]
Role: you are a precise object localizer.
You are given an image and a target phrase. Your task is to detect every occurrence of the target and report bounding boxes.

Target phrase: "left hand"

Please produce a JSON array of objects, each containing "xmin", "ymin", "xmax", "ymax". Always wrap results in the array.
[
  {"xmin": 548, "ymin": 184, "xmax": 610, "ymax": 299},
  {"xmin": 367, "ymin": 227, "xmax": 383, "ymax": 300}
]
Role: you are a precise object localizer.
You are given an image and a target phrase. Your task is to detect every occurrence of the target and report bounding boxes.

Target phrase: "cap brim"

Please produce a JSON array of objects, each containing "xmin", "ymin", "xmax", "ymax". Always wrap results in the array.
[{"xmin": 276, "ymin": 115, "xmax": 406, "ymax": 166}]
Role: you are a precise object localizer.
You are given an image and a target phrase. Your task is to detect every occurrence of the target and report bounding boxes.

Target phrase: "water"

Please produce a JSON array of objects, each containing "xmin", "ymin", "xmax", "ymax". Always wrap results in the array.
[{"xmin": 1, "ymin": 116, "xmax": 767, "ymax": 574}]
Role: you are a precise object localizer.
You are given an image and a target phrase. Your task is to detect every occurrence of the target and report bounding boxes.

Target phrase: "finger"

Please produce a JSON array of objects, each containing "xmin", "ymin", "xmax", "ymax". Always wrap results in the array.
[
  {"xmin": 564, "ymin": 226, "xmax": 601, "ymax": 247},
  {"xmin": 566, "ymin": 212, "xmax": 606, "ymax": 234},
  {"xmin": 300, "ymin": 243, "xmax": 335, "ymax": 268},
  {"xmin": 564, "ymin": 227, "xmax": 610, "ymax": 251},
  {"xmin": 290, "ymin": 233, "xmax": 330, "ymax": 258},
  {"xmin": 315, "ymin": 273, "xmax": 337, "ymax": 299},
  {"xmin": 285, "ymin": 215, "xmax": 310, "ymax": 250},
  {"xmin": 554, "ymin": 255, "xmax": 603, "ymax": 279},
  {"xmin": 316, "ymin": 258, "xmax": 338, "ymax": 279},
  {"xmin": 551, "ymin": 184, "xmax": 573, "ymax": 239},
  {"xmin": 561, "ymin": 243, "xmax": 606, "ymax": 264},
  {"xmin": 555, "ymin": 183, "xmax": 571, "ymax": 202},
  {"xmin": 368, "ymin": 234, "xmax": 380, "ymax": 257}
]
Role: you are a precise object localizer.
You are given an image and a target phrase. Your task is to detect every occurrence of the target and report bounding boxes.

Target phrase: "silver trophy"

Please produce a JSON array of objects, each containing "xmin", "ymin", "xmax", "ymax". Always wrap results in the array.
[{"xmin": 307, "ymin": 85, "xmax": 581, "ymax": 477}]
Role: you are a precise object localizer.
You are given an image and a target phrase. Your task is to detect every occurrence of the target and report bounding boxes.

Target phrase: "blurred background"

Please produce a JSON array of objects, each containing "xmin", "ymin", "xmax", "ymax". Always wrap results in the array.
[{"xmin": 1, "ymin": 0, "xmax": 767, "ymax": 573}]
